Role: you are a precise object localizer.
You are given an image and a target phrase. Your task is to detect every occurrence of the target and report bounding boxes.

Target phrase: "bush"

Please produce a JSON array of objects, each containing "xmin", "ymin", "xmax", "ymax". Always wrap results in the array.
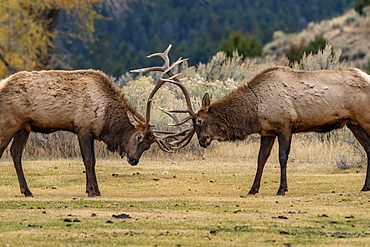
[
  {"xmin": 3, "ymin": 45, "xmax": 353, "ymax": 160},
  {"xmin": 291, "ymin": 43, "xmax": 349, "ymax": 71},
  {"xmin": 219, "ymin": 31, "xmax": 262, "ymax": 58},
  {"xmin": 354, "ymin": 0, "xmax": 370, "ymax": 15},
  {"xmin": 285, "ymin": 35, "xmax": 328, "ymax": 63}
]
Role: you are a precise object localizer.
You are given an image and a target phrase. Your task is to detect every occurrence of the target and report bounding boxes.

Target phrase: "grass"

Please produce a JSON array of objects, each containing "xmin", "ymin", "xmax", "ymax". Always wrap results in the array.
[{"xmin": 1, "ymin": 138, "xmax": 370, "ymax": 246}]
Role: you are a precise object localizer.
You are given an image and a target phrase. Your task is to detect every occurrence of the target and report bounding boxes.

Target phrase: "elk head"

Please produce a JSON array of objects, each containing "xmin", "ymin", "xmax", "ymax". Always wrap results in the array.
[
  {"xmin": 130, "ymin": 44, "xmax": 196, "ymax": 152},
  {"xmin": 125, "ymin": 111, "xmax": 156, "ymax": 166},
  {"xmin": 193, "ymin": 93, "xmax": 227, "ymax": 148}
]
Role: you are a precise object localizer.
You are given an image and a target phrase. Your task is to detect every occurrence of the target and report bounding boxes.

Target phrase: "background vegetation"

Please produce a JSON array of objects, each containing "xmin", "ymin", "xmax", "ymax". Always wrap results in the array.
[
  {"xmin": 1, "ymin": 2, "xmax": 370, "ymax": 245},
  {"xmin": 1, "ymin": 44, "xmax": 364, "ymax": 171},
  {"xmin": 62, "ymin": 0, "xmax": 356, "ymax": 77},
  {"xmin": 0, "ymin": 0, "xmax": 356, "ymax": 78}
]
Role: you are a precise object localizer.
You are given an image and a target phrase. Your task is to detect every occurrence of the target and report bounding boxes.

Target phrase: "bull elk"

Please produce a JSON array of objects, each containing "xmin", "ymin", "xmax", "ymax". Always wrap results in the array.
[
  {"xmin": 189, "ymin": 66, "xmax": 370, "ymax": 195},
  {"xmin": 0, "ymin": 47, "xmax": 187, "ymax": 197}
]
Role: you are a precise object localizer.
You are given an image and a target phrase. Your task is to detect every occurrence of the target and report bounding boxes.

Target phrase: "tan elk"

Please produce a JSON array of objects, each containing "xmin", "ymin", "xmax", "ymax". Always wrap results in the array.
[
  {"xmin": 153, "ymin": 64, "xmax": 370, "ymax": 196},
  {"xmin": 0, "ymin": 48, "xmax": 185, "ymax": 197}
]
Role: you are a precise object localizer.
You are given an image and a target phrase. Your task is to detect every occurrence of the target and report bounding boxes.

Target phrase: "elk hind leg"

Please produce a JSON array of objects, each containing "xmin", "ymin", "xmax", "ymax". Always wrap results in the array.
[
  {"xmin": 276, "ymin": 130, "xmax": 292, "ymax": 195},
  {"xmin": 248, "ymin": 136, "xmax": 276, "ymax": 195},
  {"xmin": 10, "ymin": 128, "xmax": 33, "ymax": 197},
  {"xmin": 78, "ymin": 131, "xmax": 101, "ymax": 197},
  {"xmin": 347, "ymin": 124, "xmax": 370, "ymax": 191}
]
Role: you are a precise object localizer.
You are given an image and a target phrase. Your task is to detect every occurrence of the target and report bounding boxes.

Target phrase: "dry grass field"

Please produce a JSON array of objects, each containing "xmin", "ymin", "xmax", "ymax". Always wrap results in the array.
[
  {"xmin": 1, "ymin": 45, "xmax": 368, "ymax": 246},
  {"xmin": 1, "ymin": 133, "xmax": 370, "ymax": 246}
]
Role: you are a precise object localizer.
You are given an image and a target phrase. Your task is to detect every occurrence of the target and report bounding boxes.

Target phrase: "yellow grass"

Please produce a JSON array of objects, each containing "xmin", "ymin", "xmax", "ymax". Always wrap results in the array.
[{"xmin": 0, "ymin": 135, "xmax": 369, "ymax": 246}]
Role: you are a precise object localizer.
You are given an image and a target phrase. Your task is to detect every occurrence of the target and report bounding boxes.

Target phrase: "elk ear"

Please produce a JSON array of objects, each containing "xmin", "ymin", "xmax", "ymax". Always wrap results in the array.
[
  {"xmin": 127, "ymin": 111, "xmax": 142, "ymax": 128},
  {"xmin": 201, "ymin": 93, "xmax": 211, "ymax": 111}
]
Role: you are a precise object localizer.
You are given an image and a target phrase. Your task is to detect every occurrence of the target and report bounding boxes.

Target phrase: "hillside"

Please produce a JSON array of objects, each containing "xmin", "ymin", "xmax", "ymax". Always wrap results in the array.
[
  {"xmin": 62, "ymin": 0, "xmax": 355, "ymax": 76},
  {"xmin": 263, "ymin": 8, "xmax": 370, "ymax": 69}
]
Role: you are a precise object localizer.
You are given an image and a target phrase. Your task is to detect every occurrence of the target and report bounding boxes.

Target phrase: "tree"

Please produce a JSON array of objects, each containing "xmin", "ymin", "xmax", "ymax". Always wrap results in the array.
[
  {"xmin": 0, "ymin": 0, "xmax": 128, "ymax": 78},
  {"xmin": 354, "ymin": 0, "xmax": 370, "ymax": 15},
  {"xmin": 219, "ymin": 31, "xmax": 262, "ymax": 58}
]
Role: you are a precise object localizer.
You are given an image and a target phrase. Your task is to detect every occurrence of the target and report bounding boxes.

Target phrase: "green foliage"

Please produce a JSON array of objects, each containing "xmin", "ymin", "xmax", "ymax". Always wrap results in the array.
[
  {"xmin": 0, "ymin": 0, "xmax": 118, "ymax": 78},
  {"xmin": 366, "ymin": 58, "xmax": 370, "ymax": 74},
  {"xmin": 285, "ymin": 35, "xmax": 329, "ymax": 63},
  {"xmin": 219, "ymin": 31, "xmax": 262, "ymax": 58},
  {"xmin": 353, "ymin": 0, "xmax": 370, "ymax": 14},
  {"xmin": 61, "ymin": 0, "xmax": 355, "ymax": 76}
]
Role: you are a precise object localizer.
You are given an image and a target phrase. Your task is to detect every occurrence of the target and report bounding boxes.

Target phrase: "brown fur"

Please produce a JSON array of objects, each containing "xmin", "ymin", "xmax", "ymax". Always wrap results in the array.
[
  {"xmin": 194, "ymin": 66, "xmax": 370, "ymax": 195},
  {"xmin": 0, "ymin": 69, "xmax": 154, "ymax": 197}
]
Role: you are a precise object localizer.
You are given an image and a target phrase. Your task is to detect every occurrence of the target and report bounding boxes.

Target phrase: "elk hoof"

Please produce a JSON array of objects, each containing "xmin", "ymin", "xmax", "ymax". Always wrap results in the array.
[
  {"xmin": 277, "ymin": 188, "xmax": 288, "ymax": 196},
  {"xmin": 361, "ymin": 186, "xmax": 370, "ymax": 192},
  {"xmin": 88, "ymin": 192, "xmax": 102, "ymax": 197},
  {"xmin": 88, "ymin": 194, "xmax": 102, "ymax": 197},
  {"xmin": 248, "ymin": 189, "xmax": 259, "ymax": 195},
  {"xmin": 22, "ymin": 189, "xmax": 34, "ymax": 197}
]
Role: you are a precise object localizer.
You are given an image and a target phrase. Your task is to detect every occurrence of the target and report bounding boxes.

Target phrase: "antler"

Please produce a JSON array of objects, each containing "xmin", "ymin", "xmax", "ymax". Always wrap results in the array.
[{"xmin": 130, "ymin": 44, "xmax": 196, "ymax": 151}]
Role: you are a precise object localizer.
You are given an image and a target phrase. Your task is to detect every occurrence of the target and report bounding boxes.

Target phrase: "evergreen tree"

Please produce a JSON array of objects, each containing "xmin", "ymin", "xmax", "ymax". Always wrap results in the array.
[{"xmin": 220, "ymin": 31, "xmax": 262, "ymax": 58}]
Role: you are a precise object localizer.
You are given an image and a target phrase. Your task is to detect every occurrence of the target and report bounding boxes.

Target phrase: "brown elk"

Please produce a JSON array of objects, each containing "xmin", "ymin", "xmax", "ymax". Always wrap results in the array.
[
  {"xmin": 0, "ymin": 49, "xmax": 186, "ymax": 197},
  {"xmin": 172, "ymin": 66, "xmax": 370, "ymax": 195}
]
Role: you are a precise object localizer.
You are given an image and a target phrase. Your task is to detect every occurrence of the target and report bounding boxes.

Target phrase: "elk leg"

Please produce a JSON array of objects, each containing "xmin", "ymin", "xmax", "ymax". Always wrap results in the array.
[
  {"xmin": 77, "ymin": 131, "xmax": 101, "ymax": 197},
  {"xmin": 347, "ymin": 124, "xmax": 370, "ymax": 191},
  {"xmin": 0, "ymin": 128, "xmax": 18, "ymax": 158},
  {"xmin": 10, "ymin": 128, "xmax": 33, "ymax": 197},
  {"xmin": 248, "ymin": 135, "xmax": 276, "ymax": 195},
  {"xmin": 276, "ymin": 131, "xmax": 292, "ymax": 195}
]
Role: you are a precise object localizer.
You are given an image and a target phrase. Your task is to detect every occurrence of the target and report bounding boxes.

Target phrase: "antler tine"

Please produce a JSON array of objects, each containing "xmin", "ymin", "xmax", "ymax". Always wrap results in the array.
[
  {"xmin": 163, "ymin": 57, "xmax": 188, "ymax": 76},
  {"xmin": 155, "ymin": 139, "xmax": 173, "ymax": 153},
  {"xmin": 130, "ymin": 44, "xmax": 172, "ymax": 73},
  {"xmin": 157, "ymin": 106, "xmax": 182, "ymax": 133},
  {"xmin": 132, "ymin": 44, "xmax": 196, "ymax": 151},
  {"xmin": 168, "ymin": 115, "xmax": 193, "ymax": 126},
  {"xmin": 145, "ymin": 79, "xmax": 167, "ymax": 126},
  {"xmin": 160, "ymin": 77, "xmax": 195, "ymax": 117},
  {"xmin": 170, "ymin": 129, "xmax": 195, "ymax": 149}
]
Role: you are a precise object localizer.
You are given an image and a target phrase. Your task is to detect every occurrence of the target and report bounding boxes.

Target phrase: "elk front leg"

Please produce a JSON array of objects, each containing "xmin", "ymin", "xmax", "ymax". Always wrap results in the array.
[
  {"xmin": 276, "ymin": 131, "xmax": 292, "ymax": 195},
  {"xmin": 78, "ymin": 131, "xmax": 101, "ymax": 197},
  {"xmin": 10, "ymin": 128, "xmax": 33, "ymax": 197},
  {"xmin": 248, "ymin": 135, "xmax": 276, "ymax": 195},
  {"xmin": 347, "ymin": 124, "xmax": 370, "ymax": 191}
]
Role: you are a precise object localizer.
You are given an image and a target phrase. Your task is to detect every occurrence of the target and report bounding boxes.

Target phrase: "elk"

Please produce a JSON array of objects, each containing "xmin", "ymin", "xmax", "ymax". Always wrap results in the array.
[
  {"xmin": 172, "ymin": 66, "xmax": 370, "ymax": 195},
  {"xmin": 0, "ymin": 50, "xmax": 185, "ymax": 197}
]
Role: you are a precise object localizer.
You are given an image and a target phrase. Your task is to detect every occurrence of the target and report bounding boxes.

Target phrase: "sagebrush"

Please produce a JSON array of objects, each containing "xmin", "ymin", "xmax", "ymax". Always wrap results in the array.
[{"xmin": 1, "ymin": 45, "xmax": 363, "ymax": 166}]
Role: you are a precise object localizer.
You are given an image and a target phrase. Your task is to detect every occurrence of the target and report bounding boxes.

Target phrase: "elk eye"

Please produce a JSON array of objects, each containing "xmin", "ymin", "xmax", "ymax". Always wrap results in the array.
[
  {"xmin": 137, "ymin": 135, "xmax": 143, "ymax": 141},
  {"xmin": 197, "ymin": 118, "xmax": 203, "ymax": 125}
]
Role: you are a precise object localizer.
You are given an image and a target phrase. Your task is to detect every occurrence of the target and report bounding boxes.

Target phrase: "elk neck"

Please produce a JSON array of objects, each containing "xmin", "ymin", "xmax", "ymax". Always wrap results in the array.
[
  {"xmin": 209, "ymin": 85, "xmax": 260, "ymax": 141},
  {"xmin": 99, "ymin": 96, "xmax": 144, "ymax": 155}
]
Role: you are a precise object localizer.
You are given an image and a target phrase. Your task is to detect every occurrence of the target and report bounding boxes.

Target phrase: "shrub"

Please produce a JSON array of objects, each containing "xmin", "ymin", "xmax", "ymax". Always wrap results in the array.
[
  {"xmin": 285, "ymin": 35, "xmax": 328, "ymax": 63},
  {"xmin": 219, "ymin": 31, "xmax": 263, "ymax": 58},
  {"xmin": 291, "ymin": 43, "xmax": 349, "ymax": 71},
  {"xmin": 3, "ymin": 44, "xmax": 354, "ymax": 160},
  {"xmin": 354, "ymin": 0, "xmax": 370, "ymax": 15}
]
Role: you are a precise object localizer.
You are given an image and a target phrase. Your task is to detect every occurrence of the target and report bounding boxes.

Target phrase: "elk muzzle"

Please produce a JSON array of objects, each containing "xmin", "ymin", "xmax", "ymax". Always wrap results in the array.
[
  {"xmin": 199, "ymin": 135, "xmax": 212, "ymax": 148},
  {"xmin": 128, "ymin": 157, "xmax": 139, "ymax": 166}
]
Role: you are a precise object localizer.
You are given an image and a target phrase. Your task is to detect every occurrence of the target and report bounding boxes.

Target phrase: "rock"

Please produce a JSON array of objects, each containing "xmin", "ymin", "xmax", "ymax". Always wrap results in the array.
[{"xmin": 112, "ymin": 213, "xmax": 132, "ymax": 219}]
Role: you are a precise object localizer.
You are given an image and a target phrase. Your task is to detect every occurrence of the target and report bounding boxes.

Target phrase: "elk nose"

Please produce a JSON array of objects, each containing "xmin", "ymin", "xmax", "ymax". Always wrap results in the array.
[
  {"xmin": 199, "ymin": 140, "xmax": 207, "ymax": 148},
  {"xmin": 199, "ymin": 135, "xmax": 211, "ymax": 148},
  {"xmin": 128, "ymin": 157, "xmax": 139, "ymax": 166}
]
